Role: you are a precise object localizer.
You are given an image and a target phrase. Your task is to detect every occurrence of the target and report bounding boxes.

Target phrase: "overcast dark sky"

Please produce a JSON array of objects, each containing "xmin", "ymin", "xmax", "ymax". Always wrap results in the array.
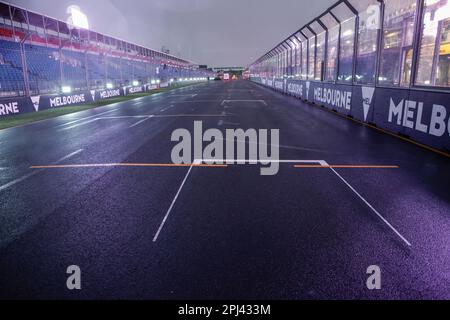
[{"xmin": 9, "ymin": 0, "xmax": 335, "ymax": 67}]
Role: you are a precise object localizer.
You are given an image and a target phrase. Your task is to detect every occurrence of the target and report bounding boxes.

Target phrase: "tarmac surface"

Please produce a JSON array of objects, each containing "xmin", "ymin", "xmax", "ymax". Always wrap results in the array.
[{"xmin": 0, "ymin": 80, "xmax": 449, "ymax": 299}]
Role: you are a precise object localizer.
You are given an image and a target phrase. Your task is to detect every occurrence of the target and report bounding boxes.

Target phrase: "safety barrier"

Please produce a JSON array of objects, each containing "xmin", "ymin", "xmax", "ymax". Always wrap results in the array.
[
  {"xmin": 0, "ymin": 83, "xmax": 166, "ymax": 118},
  {"xmin": 251, "ymin": 77, "xmax": 450, "ymax": 152}
]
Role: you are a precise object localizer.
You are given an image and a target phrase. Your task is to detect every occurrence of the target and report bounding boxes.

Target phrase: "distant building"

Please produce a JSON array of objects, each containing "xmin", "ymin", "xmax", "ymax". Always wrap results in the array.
[{"xmin": 161, "ymin": 46, "xmax": 170, "ymax": 55}]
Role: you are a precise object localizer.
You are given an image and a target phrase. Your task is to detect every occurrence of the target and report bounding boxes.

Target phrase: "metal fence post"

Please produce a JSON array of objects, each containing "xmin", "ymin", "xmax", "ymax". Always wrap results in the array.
[
  {"xmin": 375, "ymin": 0, "xmax": 385, "ymax": 86},
  {"xmin": 19, "ymin": 34, "xmax": 31, "ymax": 97},
  {"xmin": 410, "ymin": 0, "xmax": 425, "ymax": 87},
  {"xmin": 84, "ymin": 50, "xmax": 89, "ymax": 90}
]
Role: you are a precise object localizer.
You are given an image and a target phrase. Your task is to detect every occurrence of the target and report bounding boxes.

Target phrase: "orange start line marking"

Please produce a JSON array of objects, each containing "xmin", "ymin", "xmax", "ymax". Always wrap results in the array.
[
  {"xmin": 293, "ymin": 165, "xmax": 399, "ymax": 169},
  {"xmin": 30, "ymin": 163, "xmax": 399, "ymax": 170},
  {"xmin": 30, "ymin": 163, "xmax": 228, "ymax": 169}
]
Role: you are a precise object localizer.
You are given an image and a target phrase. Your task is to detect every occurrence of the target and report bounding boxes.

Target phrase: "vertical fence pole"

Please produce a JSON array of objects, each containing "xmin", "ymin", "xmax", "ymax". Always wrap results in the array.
[
  {"xmin": 85, "ymin": 50, "xmax": 89, "ymax": 90},
  {"xmin": 19, "ymin": 42, "xmax": 30, "ymax": 96},
  {"xmin": 375, "ymin": 0, "xmax": 385, "ymax": 86},
  {"xmin": 410, "ymin": 0, "xmax": 425, "ymax": 87}
]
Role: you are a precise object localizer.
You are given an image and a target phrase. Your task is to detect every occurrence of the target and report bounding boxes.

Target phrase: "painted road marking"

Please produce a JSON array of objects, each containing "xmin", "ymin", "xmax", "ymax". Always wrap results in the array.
[
  {"xmin": 95, "ymin": 114, "xmax": 228, "ymax": 119},
  {"xmin": 217, "ymin": 120, "xmax": 240, "ymax": 126},
  {"xmin": 199, "ymin": 158, "xmax": 410, "ymax": 246},
  {"xmin": 294, "ymin": 165, "xmax": 399, "ymax": 169},
  {"xmin": 30, "ymin": 163, "xmax": 228, "ymax": 169},
  {"xmin": 61, "ymin": 118, "xmax": 100, "ymax": 130},
  {"xmin": 216, "ymin": 138, "xmax": 331, "ymax": 154},
  {"xmin": 152, "ymin": 163, "xmax": 197, "ymax": 242},
  {"xmin": 100, "ymin": 116, "xmax": 152, "ymax": 119},
  {"xmin": 171, "ymin": 100, "xmax": 221, "ymax": 104},
  {"xmin": 0, "ymin": 172, "xmax": 40, "ymax": 193},
  {"xmin": 227, "ymin": 89, "xmax": 254, "ymax": 92},
  {"xmin": 325, "ymin": 162, "xmax": 411, "ymax": 247},
  {"xmin": 220, "ymin": 111, "xmax": 236, "ymax": 116},
  {"xmin": 129, "ymin": 115, "xmax": 155, "ymax": 128},
  {"xmin": 221, "ymin": 100, "xmax": 268, "ymax": 106},
  {"xmin": 201, "ymin": 159, "xmax": 328, "ymax": 166},
  {"xmin": 160, "ymin": 105, "xmax": 175, "ymax": 112},
  {"xmin": 152, "ymin": 159, "xmax": 214, "ymax": 242},
  {"xmin": 57, "ymin": 109, "xmax": 117, "ymax": 128},
  {"xmin": 167, "ymin": 94, "xmax": 198, "ymax": 97},
  {"xmin": 56, "ymin": 149, "xmax": 84, "ymax": 163},
  {"xmin": 25, "ymin": 156, "xmax": 407, "ymax": 246},
  {"xmin": 152, "ymin": 160, "xmax": 326, "ymax": 242},
  {"xmin": 61, "ymin": 114, "xmax": 230, "ymax": 130},
  {"xmin": 154, "ymin": 114, "xmax": 228, "ymax": 118},
  {"xmin": 0, "ymin": 149, "xmax": 83, "ymax": 192}
]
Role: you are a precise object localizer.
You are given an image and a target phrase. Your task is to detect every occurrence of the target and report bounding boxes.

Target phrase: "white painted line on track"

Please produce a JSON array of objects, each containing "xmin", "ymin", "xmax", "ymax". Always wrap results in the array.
[
  {"xmin": 217, "ymin": 138, "xmax": 332, "ymax": 154},
  {"xmin": 167, "ymin": 94, "xmax": 197, "ymax": 97},
  {"xmin": 56, "ymin": 149, "xmax": 84, "ymax": 163},
  {"xmin": 153, "ymin": 114, "xmax": 231, "ymax": 118},
  {"xmin": 57, "ymin": 109, "xmax": 117, "ymax": 128},
  {"xmin": 101, "ymin": 115, "xmax": 151, "ymax": 119},
  {"xmin": 0, "ymin": 172, "xmax": 39, "ymax": 193},
  {"xmin": 221, "ymin": 100, "xmax": 267, "ymax": 106},
  {"xmin": 153, "ymin": 159, "xmax": 201, "ymax": 242},
  {"xmin": 160, "ymin": 105, "xmax": 174, "ymax": 112},
  {"xmin": 195, "ymin": 158, "xmax": 410, "ymax": 246},
  {"xmin": 102, "ymin": 114, "xmax": 227, "ymax": 119},
  {"xmin": 171, "ymin": 100, "xmax": 220, "ymax": 104},
  {"xmin": 61, "ymin": 118, "xmax": 100, "ymax": 130},
  {"xmin": 327, "ymin": 162, "xmax": 412, "ymax": 247},
  {"xmin": 0, "ymin": 149, "xmax": 83, "ymax": 192},
  {"xmin": 201, "ymin": 159, "xmax": 328, "ymax": 165},
  {"xmin": 129, "ymin": 115, "xmax": 155, "ymax": 128},
  {"xmin": 227, "ymin": 89, "xmax": 255, "ymax": 92},
  {"xmin": 152, "ymin": 159, "xmax": 326, "ymax": 241},
  {"xmin": 62, "ymin": 111, "xmax": 226, "ymax": 130},
  {"xmin": 217, "ymin": 120, "xmax": 240, "ymax": 126}
]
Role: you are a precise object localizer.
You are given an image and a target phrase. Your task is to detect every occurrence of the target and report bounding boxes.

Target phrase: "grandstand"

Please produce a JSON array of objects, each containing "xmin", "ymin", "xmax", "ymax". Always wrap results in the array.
[{"xmin": 0, "ymin": 1, "xmax": 211, "ymax": 97}]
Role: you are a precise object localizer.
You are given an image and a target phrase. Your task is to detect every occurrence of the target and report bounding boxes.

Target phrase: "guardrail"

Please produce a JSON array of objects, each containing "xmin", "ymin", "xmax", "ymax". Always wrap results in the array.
[
  {"xmin": 0, "ymin": 80, "xmax": 207, "ymax": 119},
  {"xmin": 251, "ymin": 77, "xmax": 450, "ymax": 153}
]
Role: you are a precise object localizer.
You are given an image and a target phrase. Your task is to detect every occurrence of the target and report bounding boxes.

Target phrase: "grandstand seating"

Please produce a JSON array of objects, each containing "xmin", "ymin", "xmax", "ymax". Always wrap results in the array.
[
  {"xmin": 0, "ymin": 37, "xmax": 207, "ymax": 97},
  {"xmin": 0, "ymin": 40, "xmax": 24, "ymax": 94},
  {"xmin": 0, "ymin": 2, "xmax": 214, "ymax": 97}
]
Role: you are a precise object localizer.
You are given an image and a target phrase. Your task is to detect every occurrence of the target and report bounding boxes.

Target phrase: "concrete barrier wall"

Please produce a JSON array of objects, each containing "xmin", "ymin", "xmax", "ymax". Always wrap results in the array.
[
  {"xmin": 0, "ymin": 84, "xmax": 157, "ymax": 119},
  {"xmin": 251, "ymin": 77, "xmax": 450, "ymax": 152},
  {"xmin": 0, "ymin": 96, "xmax": 35, "ymax": 117}
]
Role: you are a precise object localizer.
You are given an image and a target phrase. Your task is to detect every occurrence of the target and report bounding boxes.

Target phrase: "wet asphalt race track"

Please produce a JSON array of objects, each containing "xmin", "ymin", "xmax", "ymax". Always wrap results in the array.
[{"xmin": 0, "ymin": 80, "xmax": 449, "ymax": 299}]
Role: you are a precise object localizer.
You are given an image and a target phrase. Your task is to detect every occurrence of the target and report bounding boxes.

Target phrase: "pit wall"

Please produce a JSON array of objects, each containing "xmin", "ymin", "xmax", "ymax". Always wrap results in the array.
[
  {"xmin": 0, "ymin": 83, "xmax": 166, "ymax": 119},
  {"xmin": 251, "ymin": 77, "xmax": 450, "ymax": 152}
]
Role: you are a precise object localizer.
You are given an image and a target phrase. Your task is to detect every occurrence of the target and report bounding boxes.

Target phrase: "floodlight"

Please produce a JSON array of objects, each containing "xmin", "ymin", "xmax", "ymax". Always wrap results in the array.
[
  {"xmin": 67, "ymin": 5, "xmax": 89, "ymax": 29},
  {"xmin": 62, "ymin": 86, "xmax": 72, "ymax": 94}
]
